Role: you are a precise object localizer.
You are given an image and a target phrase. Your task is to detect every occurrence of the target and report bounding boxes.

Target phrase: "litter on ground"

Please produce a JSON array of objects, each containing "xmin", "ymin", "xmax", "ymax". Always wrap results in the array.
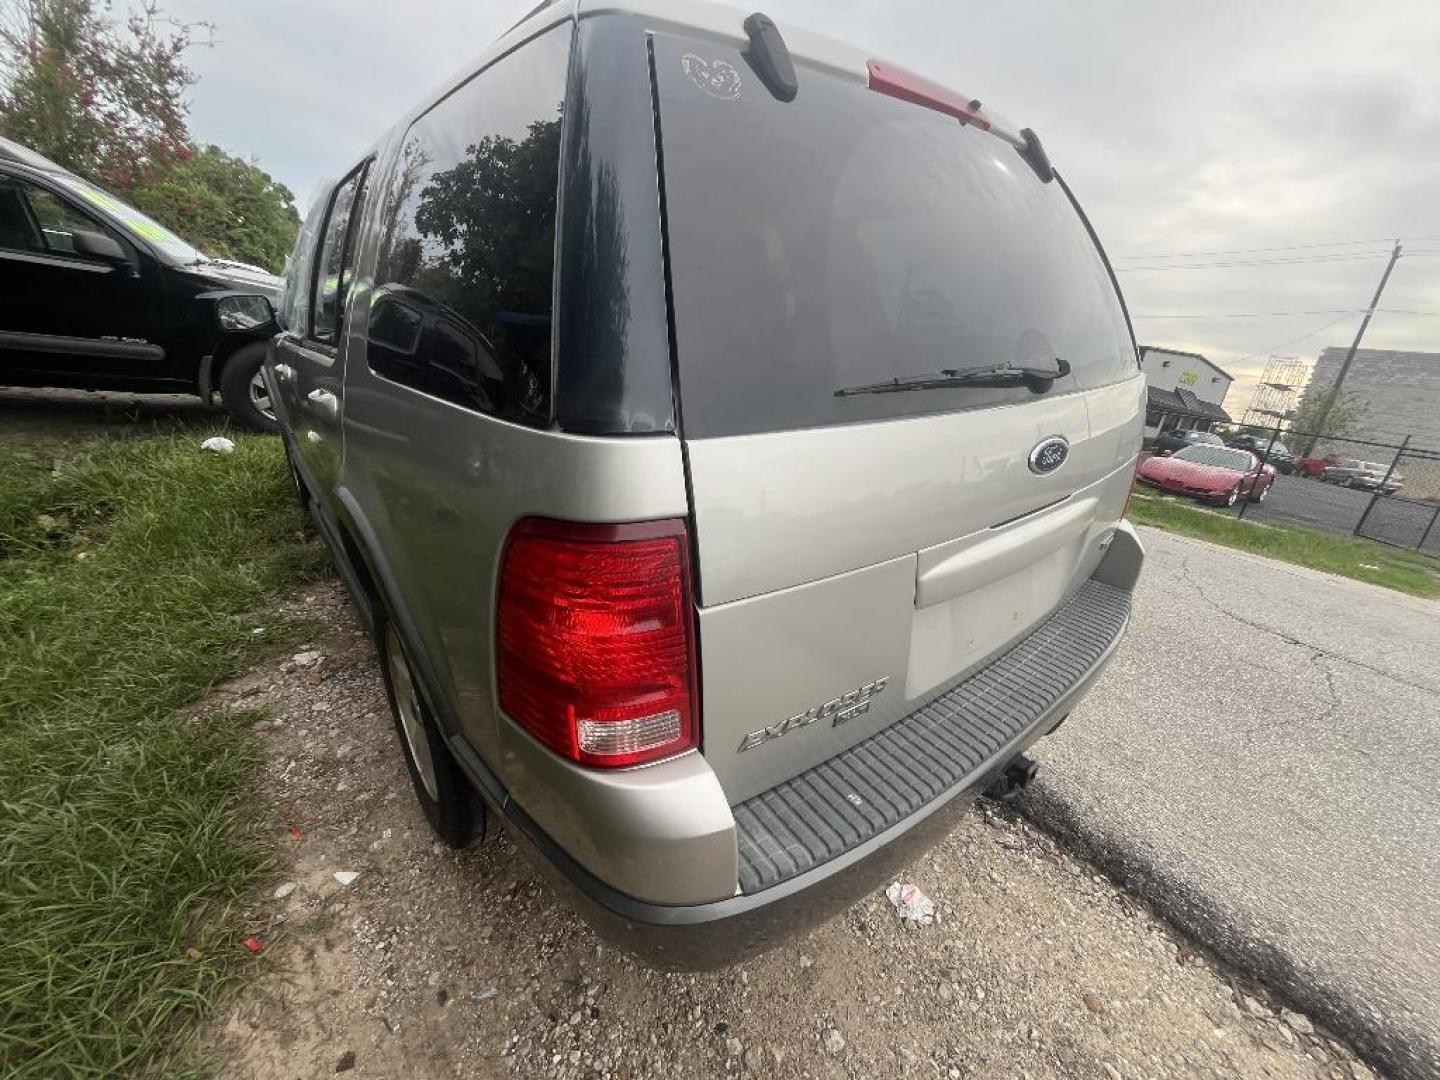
[{"xmin": 886, "ymin": 881, "xmax": 936, "ymax": 927}]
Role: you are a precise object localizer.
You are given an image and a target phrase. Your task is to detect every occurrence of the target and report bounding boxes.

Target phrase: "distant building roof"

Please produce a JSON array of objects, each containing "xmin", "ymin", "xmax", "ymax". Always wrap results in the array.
[
  {"xmin": 1139, "ymin": 344, "xmax": 1235, "ymax": 383},
  {"xmin": 1147, "ymin": 385, "xmax": 1233, "ymax": 423}
]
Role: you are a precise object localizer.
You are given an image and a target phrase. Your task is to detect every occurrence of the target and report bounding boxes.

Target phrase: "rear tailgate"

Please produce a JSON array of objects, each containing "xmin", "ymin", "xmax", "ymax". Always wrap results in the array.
[{"xmin": 650, "ymin": 30, "xmax": 1140, "ymax": 803}]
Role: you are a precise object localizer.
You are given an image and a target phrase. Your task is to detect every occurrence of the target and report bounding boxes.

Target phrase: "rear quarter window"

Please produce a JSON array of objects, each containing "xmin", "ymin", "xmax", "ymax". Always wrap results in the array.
[
  {"xmin": 652, "ymin": 34, "xmax": 1136, "ymax": 438},
  {"xmin": 366, "ymin": 24, "xmax": 572, "ymax": 426}
]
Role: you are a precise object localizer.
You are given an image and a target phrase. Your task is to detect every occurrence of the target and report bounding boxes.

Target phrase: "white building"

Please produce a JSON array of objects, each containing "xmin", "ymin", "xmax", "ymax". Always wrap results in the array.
[{"xmin": 1140, "ymin": 346, "xmax": 1234, "ymax": 439}]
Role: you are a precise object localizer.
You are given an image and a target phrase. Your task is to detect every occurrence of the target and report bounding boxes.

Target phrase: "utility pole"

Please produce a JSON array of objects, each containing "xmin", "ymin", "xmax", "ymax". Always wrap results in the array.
[{"xmin": 1302, "ymin": 240, "xmax": 1402, "ymax": 453}]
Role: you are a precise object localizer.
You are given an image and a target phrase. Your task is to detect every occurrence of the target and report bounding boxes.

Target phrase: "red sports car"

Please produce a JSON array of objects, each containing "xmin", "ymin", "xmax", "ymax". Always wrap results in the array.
[{"xmin": 1136, "ymin": 444, "xmax": 1276, "ymax": 507}]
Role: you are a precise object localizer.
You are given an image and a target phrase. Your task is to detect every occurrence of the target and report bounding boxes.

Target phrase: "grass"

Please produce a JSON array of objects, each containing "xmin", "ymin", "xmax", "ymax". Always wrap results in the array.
[
  {"xmin": 1129, "ymin": 491, "xmax": 1440, "ymax": 600},
  {"xmin": 0, "ymin": 432, "xmax": 327, "ymax": 1078}
]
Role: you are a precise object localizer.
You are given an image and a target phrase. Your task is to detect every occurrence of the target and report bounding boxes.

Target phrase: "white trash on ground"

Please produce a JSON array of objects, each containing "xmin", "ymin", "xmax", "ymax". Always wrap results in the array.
[
  {"xmin": 200, "ymin": 436, "xmax": 236, "ymax": 454},
  {"xmin": 886, "ymin": 881, "xmax": 936, "ymax": 927},
  {"xmin": 333, "ymin": 871, "xmax": 360, "ymax": 887}
]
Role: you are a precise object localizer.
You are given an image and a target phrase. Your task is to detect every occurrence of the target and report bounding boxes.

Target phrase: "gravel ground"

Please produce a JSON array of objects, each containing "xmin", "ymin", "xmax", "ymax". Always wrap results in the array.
[
  {"xmin": 206, "ymin": 582, "xmax": 1369, "ymax": 1079},
  {"xmin": 1019, "ymin": 528, "xmax": 1438, "ymax": 1080}
]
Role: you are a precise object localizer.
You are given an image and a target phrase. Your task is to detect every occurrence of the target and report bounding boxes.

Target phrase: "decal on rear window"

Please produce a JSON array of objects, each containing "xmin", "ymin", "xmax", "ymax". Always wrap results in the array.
[{"xmin": 680, "ymin": 53, "xmax": 742, "ymax": 100}]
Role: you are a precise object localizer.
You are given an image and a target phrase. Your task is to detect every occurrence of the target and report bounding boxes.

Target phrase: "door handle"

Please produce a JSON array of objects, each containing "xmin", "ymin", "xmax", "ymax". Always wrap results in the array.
[{"xmin": 306, "ymin": 388, "xmax": 339, "ymax": 419}]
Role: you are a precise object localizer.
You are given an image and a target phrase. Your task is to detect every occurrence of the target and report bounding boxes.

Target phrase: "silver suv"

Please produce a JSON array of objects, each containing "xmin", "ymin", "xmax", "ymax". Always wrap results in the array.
[{"xmin": 267, "ymin": 0, "xmax": 1145, "ymax": 968}]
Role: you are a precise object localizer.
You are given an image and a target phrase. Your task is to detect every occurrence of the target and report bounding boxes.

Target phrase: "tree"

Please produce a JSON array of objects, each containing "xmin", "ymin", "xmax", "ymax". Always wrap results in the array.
[
  {"xmin": 1, "ymin": 2, "xmax": 298, "ymax": 270},
  {"xmin": 0, "ymin": 0, "xmax": 204, "ymax": 189},
  {"xmin": 1292, "ymin": 387, "xmax": 1368, "ymax": 439},
  {"xmin": 126, "ymin": 145, "xmax": 299, "ymax": 271}
]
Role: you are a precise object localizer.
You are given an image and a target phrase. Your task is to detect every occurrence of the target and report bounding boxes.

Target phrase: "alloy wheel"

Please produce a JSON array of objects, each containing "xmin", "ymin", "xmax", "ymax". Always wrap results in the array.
[
  {"xmin": 385, "ymin": 624, "xmax": 439, "ymax": 801},
  {"xmin": 248, "ymin": 369, "xmax": 277, "ymax": 423}
]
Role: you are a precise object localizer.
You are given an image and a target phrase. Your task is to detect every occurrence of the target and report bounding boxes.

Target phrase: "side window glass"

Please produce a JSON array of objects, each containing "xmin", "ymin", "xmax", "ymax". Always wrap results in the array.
[
  {"xmin": 311, "ymin": 167, "xmax": 368, "ymax": 345},
  {"xmin": 277, "ymin": 189, "xmax": 330, "ymax": 334},
  {"xmin": 0, "ymin": 178, "xmax": 43, "ymax": 251},
  {"xmin": 368, "ymin": 22, "xmax": 571, "ymax": 425},
  {"xmin": 27, "ymin": 186, "xmax": 104, "ymax": 254}
]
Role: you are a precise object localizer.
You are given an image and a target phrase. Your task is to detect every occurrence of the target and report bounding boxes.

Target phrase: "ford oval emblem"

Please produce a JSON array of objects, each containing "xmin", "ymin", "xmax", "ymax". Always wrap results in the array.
[{"xmin": 1029, "ymin": 435, "xmax": 1069, "ymax": 474}]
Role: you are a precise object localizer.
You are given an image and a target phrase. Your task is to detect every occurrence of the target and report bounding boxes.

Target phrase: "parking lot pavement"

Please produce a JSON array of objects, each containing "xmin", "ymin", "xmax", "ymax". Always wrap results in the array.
[
  {"xmin": 1020, "ymin": 527, "xmax": 1440, "ymax": 1079},
  {"xmin": 208, "ymin": 583, "xmax": 1367, "ymax": 1080},
  {"xmin": 1238, "ymin": 472, "xmax": 1375, "ymax": 538},
  {"xmin": 1241, "ymin": 472, "xmax": 1372, "ymax": 534}
]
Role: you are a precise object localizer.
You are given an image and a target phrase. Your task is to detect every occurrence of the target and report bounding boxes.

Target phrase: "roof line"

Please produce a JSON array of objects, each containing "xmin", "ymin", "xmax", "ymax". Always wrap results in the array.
[{"xmin": 1139, "ymin": 344, "xmax": 1235, "ymax": 382}]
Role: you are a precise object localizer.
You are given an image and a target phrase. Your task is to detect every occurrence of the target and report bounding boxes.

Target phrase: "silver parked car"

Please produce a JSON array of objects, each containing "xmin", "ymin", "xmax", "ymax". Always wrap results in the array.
[
  {"xmin": 1322, "ymin": 459, "xmax": 1403, "ymax": 493},
  {"xmin": 266, "ymin": 0, "xmax": 1145, "ymax": 968}
]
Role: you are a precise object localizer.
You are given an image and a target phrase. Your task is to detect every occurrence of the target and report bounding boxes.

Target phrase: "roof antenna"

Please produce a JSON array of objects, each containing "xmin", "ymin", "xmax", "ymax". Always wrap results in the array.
[{"xmin": 741, "ymin": 13, "xmax": 799, "ymax": 101}]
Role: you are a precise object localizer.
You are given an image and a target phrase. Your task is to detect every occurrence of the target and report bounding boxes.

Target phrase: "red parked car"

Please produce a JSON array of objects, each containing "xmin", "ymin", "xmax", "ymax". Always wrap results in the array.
[
  {"xmin": 1137, "ymin": 444, "xmax": 1276, "ymax": 506},
  {"xmin": 1295, "ymin": 453, "xmax": 1343, "ymax": 479}
]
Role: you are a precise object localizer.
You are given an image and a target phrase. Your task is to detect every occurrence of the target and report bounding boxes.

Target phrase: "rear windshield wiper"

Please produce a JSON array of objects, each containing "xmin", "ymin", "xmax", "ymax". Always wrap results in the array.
[{"xmin": 835, "ymin": 357, "xmax": 1071, "ymax": 397}]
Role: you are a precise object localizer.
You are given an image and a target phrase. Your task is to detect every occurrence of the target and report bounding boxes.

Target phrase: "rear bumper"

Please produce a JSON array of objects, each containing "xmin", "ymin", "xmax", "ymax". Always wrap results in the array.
[{"xmin": 489, "ymin": 526, "xmax": 1142, "ymax": 969}]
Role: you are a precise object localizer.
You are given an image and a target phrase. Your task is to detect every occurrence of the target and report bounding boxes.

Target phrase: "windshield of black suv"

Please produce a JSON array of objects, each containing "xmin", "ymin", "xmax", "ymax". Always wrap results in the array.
[
  {"xmin": 652, "ymin": 35, "xmax": 1136, "ymax": 438},
  {"xmin": 53, "ymin": 175, "xmax": 205, "ymax": 263},
  {"xmin": 1174, "ymin": 446, "xmax": 1254, "ymax": 471}
]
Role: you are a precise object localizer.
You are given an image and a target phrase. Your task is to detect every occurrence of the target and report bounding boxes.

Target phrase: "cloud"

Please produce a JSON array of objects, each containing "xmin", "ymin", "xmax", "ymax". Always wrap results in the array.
[{"xmin": 167, "ymin": 0, "xmax": 1440, "ymax": 418}]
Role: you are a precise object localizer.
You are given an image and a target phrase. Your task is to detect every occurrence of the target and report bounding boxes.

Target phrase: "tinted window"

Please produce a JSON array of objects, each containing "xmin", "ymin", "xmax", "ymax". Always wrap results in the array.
[
  {"xmin": 1175, "ymin": 446, "xmax": 1254, "ymax": 470},
  {"xmin": 312, "ymin": 166, "xmax": 368, "ymax": 345},
  {"xmin": 0, "ymin": 178, "xmax": 44, "ymax": 250},
  {"xmin": 0, "ymin": 178, "xmax": 108, "ymax": 255},
  {"xmin": 26, "ymin": 186, "xmax": 103, "ymax": 253},
  {"xmin": 654, "ymin": 35, "xmax": 1135, "ymax": 438},
  {"xmin": 368, "ymin": 24, "xmax": 571, "ymax": 425}
]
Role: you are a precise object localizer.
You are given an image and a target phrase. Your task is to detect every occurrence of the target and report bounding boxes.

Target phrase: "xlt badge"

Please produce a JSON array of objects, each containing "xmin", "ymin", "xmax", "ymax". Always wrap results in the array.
[{"xmin": 737, "ymin": 677, "xmax": 890, "ymax": 752}]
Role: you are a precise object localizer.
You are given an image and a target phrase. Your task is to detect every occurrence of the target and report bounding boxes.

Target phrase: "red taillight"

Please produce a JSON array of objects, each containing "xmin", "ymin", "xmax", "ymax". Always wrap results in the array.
[
  {"xmin": 866, "ymin": 59, "xmax": 991, "ymax": 129},
  {"xmin": 496, "ymin": 517, "xmax": 698, "ymax": 769}
]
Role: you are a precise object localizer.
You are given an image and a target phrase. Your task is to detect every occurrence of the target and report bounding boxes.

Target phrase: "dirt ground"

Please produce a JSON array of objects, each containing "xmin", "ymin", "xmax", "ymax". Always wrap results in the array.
[
  {"xmin": 205, "ymin": 582, "xmax": 1376, "ymax": 1080},
  {"xmin": 0, "ymin": 386, "xmax": 223, "ymax": 446}
]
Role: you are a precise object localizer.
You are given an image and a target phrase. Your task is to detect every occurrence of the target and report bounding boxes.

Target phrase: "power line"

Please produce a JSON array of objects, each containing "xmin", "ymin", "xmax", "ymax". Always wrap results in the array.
[
  {"xmin": 1229, "ymin": 312, "xmax": 1361, "ymax": 365},
  {"xmin": 1115, "ymin": 238, "xmax": 1397, "ymax": 261},
  {"xmin": 1132, "ymin": 308, "xmax": 1356, "ymax": 319},
  {"xmin": 1115, "ymin": 253, "xmax": 1389, "ymax": 272},
  {"xmin": 1378, "ymin": 308, "xmax": 1440, "ymax": 317}
]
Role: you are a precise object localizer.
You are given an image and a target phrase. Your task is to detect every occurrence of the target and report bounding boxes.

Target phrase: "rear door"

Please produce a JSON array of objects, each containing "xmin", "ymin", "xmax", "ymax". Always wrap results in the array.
[
  {"xmin": 273, "ymin": 162, "xmax": 369, "ymax": 495},
  {"xmin": 650, "ymin": 33, "xmax": 1142, "ymax": 802}
]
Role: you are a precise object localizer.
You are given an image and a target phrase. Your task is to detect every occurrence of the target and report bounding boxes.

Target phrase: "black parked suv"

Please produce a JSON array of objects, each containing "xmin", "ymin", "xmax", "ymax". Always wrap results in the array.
[
  {"xmin": 1227, "ymin": 433, "xmax": 1296, "ymax": 473},
  {"xmin": 0, "ymin": 137, "xmax": 281, "ymax": 430}
]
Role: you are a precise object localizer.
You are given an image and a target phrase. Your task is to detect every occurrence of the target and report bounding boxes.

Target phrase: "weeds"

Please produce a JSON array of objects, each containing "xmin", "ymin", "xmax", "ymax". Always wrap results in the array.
[{"xmin": 0, "ymin": 434, "xmax": 325, "ymax": 1077}]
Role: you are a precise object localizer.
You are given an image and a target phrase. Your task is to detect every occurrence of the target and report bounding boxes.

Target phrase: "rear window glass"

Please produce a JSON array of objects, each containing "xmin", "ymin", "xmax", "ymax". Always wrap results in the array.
[
  {"xmin": 1175, "ymin": 446, "xmax": 1253, "ymax": 470},
  {"xmin": 653, "ymin": 35, "xmax": 1135, "ymax": 438}
]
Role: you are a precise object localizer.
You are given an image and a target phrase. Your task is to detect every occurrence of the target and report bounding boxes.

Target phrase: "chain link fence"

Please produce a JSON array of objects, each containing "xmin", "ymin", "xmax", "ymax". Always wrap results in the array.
[{"xmin": 1141, "ymin": 425, "xmax": 1440, "ymax": 559}]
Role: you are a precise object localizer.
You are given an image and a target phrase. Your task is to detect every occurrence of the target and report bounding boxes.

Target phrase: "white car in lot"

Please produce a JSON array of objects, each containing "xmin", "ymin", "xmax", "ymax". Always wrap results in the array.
[{"xmin": 1321, "ymin": 459, "xmax": 1403, "ymax": 493}]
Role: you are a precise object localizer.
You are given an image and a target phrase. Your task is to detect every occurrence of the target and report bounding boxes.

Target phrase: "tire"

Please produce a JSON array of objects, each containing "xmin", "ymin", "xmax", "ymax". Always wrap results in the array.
[
  {"xmin": 218, "ymin": 342, "xmax": 280, "ymax": 433},
  {"xmin": 1250, "ymin": 482, "xmax": 1269, "ymax": 503},
  {"xmin": 376, "ymin": 618, "xmax": 478, "ymax": 848},
  {"xmin": 1223, "ymin": 484, "xmax": 1240, "ymax": 508}
]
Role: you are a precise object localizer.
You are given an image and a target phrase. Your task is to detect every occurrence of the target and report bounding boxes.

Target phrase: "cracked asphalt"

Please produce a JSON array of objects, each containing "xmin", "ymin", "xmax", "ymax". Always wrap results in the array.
[{"xmin": 1019, "ymin": 527, "xmax": 1440, "ymax": 1079}]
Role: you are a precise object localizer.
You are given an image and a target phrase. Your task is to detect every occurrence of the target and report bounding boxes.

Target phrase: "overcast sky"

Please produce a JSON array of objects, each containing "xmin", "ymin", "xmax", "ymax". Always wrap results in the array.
[{"xmin": 169, "ymin": 0, "xmax": 1440, "ymax": 412}]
